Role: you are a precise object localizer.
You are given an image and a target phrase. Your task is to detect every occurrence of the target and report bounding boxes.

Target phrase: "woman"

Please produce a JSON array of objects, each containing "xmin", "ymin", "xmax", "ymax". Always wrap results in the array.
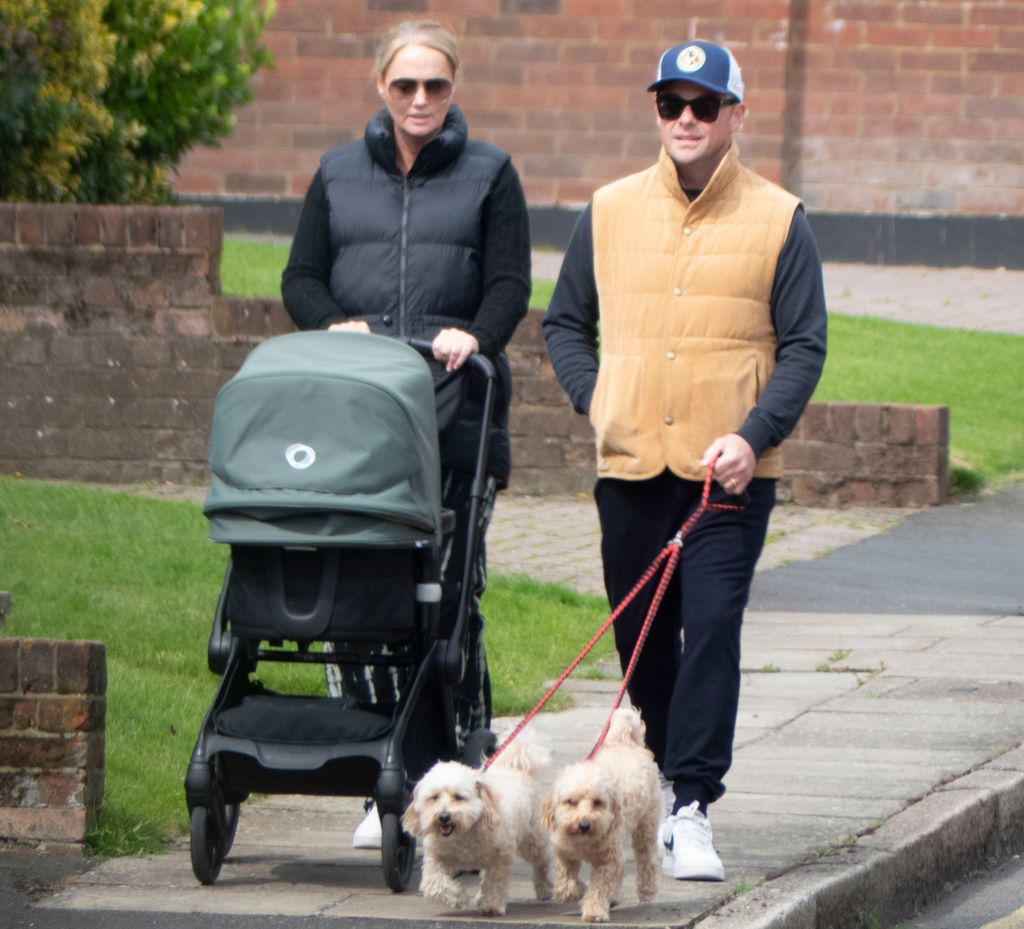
[{"xmin": 281, "ymin": 20, "xmax": 531, "ymax": 849}]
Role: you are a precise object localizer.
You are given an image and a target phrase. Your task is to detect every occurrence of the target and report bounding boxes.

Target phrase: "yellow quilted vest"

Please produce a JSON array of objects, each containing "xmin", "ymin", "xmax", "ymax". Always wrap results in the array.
[{"xmin": 590, "ymin": 142, "xmax": 800, "ymax": 481}]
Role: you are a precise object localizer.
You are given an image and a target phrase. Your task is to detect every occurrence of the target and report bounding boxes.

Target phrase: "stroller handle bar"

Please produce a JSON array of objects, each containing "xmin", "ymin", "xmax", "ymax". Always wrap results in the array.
[
  {"xmin": 404, "ymin": 338, "xmax": 497, "ymax": 382},
  {"xmin": 405, "ymin": 338, "xmax": 497, "ymax": 689}
]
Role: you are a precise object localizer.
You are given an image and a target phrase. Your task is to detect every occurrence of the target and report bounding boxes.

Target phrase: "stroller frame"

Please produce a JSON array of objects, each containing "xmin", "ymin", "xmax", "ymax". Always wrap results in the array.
[{"xmin": 184, "ymin": 336, "xmax": 497, "ymax": 891}]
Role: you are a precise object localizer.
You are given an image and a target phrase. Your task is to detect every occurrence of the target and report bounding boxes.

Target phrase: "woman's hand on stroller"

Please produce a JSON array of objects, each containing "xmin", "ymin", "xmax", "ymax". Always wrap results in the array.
[
  {"xmin": 432, "ymin": 328, "xmax": 478, "ymax": 372},
  {"xmin": 328, "ymin": 320, "xmax": 371, "ymax": 333}
]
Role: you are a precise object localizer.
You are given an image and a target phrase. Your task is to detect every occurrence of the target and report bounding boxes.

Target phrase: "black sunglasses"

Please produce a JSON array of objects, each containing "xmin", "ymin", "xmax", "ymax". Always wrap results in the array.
[
  {"xmin": 655, "ymin": 92, "xmax": 736, "ymax": 123},
  {"xmin": 387, "ymin": 77, "xmax": 452, "ymax": 100}
]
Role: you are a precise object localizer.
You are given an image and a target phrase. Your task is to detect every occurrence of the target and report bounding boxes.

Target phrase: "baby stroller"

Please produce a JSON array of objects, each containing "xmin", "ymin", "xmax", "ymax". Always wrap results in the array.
[{"xmin": 184, "ymin": 331, "xmax": 497, "ymax": 891}]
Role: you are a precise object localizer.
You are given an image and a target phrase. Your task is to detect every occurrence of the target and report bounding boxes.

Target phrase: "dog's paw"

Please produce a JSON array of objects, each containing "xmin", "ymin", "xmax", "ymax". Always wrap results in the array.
[
  {"xmin": 554, "ymin": 877, "xmax": 586, "ymax": 903},
  {"xmin": 473, "ymin": 891, "xmax": 507, "ymax": 917},
  {"xmin": 428, "ymin": 889, "xmax": 470, "ymax": 910},
  {"xmin": 581, "ymin": 906, "xmax": 610, "ymax": 923},
  {"xmin": 423, "ymin": 878, "xmax": 470, "ymax": 910}
]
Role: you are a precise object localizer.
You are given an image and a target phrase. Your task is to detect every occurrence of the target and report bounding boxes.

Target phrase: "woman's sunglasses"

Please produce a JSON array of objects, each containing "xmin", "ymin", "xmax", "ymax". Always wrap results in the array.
[
  {"xmin": 655, "ymin": 92, "xmax": 736, "ymax": 123},
  {"xmin": 387, "ymin": 78, "xmax": 453, "ymax": 101}
]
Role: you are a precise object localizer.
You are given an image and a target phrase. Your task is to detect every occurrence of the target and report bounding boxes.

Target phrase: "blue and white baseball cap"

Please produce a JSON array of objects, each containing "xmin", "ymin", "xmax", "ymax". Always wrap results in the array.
[{"xmin": 647, "ymin": 40, "xmax": 745, "ymax": 101}]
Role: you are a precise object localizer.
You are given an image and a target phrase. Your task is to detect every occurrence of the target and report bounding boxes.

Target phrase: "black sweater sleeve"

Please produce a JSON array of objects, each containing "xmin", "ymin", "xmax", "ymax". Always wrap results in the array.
[
  {"xmin": 541, "ymin": 205, "xmax": 600, "ymax": 415},
  {"xmin": 736, "ymin": 207, "xmax": 828, "ymax": 456},
  {"xmin": 470, "ymin": 159, "xmax": 532, "ymax": 356},
  {"xmin": 280, "ymin": 169, "xmax": 344, "ymax": 331}
]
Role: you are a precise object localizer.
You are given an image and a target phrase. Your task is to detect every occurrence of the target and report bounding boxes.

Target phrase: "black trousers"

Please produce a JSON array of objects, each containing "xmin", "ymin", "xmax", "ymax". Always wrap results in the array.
[{"xmin": 595, "ymin": 471, "xmax": 775, "ymax": 807}]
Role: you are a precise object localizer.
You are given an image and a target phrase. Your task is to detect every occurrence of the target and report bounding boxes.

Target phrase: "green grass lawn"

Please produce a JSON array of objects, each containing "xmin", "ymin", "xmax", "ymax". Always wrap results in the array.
[
  {"xmin": 815, "ymin": 315, "xmax": 1023, "ymax": 489},
  {"xmin": 221, "ymin": 237, "xmax": 559, "ymax": 311},
  {"xmin": 0, "ymin": 477, "xmax": 613, "ymax": 856}
]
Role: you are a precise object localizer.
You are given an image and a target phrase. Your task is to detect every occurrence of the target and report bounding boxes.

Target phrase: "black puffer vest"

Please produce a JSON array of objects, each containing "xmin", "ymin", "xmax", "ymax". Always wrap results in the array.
[{"xmin": 319, "ymin": 106, "xmax": 513, "ymax": 484}]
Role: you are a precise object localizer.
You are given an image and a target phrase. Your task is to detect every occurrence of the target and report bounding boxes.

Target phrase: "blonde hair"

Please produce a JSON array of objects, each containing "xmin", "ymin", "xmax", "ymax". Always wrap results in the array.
[{"xmin": 373, "ymin": 20, "xmax": 460, "ymax": 81}]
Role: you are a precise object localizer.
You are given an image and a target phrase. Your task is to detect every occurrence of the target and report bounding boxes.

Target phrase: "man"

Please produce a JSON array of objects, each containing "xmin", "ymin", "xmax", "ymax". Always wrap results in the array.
[{"xmin": 542, "ymin": 39, "xmax": 827, "ymax": 882}]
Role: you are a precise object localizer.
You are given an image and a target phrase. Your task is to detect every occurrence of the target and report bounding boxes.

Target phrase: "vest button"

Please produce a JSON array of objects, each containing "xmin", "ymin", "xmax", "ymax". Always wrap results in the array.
[
  {"xmin": 382, "ymin": 315, "xmax": 393, "ymax": 326},
  {"xmin": 664, "ymin": 415, "xmax": 674, "ymax": 426},
  {"xmin": 672, "ymin": 287, "xmax": 683, "ymax": 297},
  {"xmin": 666, "ymin": 351, "xmax": 676, "ymax": 361}
]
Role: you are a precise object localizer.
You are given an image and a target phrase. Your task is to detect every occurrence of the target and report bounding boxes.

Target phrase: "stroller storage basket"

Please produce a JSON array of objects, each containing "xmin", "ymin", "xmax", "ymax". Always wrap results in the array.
[{"xmin": 225, "ymin": 545, "xmax": 419, "ymax": 643}]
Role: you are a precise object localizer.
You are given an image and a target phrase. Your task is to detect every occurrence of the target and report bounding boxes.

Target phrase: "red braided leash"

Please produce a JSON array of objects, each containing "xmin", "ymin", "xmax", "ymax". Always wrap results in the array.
[{"xmin": 483, "ymin": 462, "xmax": 744, "ymax": 770}]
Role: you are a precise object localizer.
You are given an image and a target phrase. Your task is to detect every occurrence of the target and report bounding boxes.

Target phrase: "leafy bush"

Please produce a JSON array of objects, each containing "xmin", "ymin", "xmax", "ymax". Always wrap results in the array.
[
  {"xmin": 0, "ymin": 0, "xmax": 274, "ymax": 204},
  {"xmin": 0, "ymin": 0, "xmax": 114, "ymax": 202},
  {"xmin": 82, "ymin": 0, "xmax": 276, "ymax": 203}
]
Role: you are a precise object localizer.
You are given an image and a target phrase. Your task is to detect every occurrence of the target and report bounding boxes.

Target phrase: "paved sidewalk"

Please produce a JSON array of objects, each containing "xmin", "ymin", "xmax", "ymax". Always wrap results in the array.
[
  {"xmin": 487, "ymin": 494, "xmax": 909, "ymax": 597},
  {"xmin": 31, "ymin": 610, "xmax": 1024, "ymax": 929}
]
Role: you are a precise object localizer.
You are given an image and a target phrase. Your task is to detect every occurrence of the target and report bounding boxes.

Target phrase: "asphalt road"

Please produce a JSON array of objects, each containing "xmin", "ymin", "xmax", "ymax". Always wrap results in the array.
[
  {"xmin": 749, "ymin": 483, "xmax": 1024, "ymax": 616},
  {"xmin": 901, "ymin": 854, "xmax": 1024, "ymax": 929}
]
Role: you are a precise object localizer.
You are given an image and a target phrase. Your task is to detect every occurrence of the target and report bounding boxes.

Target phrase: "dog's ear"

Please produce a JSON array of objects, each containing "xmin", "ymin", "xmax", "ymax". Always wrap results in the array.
[
  {"xmin": 477, "ymin": 778, "xmax": 502, "ymax": 830},
  {"xmin": 608, "ymin": 789, "xmax": 623, "ymax": 834},
  {"xmin": 541, "ymin": 791, "xmax": 557, "ymax": 831}
]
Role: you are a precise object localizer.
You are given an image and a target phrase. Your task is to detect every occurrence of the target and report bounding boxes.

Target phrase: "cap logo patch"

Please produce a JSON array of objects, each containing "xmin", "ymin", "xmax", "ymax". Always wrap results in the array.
[{"xmin": 676, "ymin": 45, "xmax": 706, "ymax": 73}]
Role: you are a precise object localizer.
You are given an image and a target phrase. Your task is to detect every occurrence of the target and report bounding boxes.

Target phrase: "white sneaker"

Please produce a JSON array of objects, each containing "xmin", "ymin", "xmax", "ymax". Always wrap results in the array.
[
  {"xmin": 660, "ymin": 801, "xmax": 725, "ymax": 881},
  {"xmin": 352, "ymin": 802, "xmax": 382, "ymax": 850}
]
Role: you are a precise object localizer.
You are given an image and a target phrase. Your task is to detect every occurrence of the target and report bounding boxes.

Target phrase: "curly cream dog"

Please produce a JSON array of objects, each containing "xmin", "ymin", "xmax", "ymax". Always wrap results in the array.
[
  {"xmin": 542, "ymin": 707, "xmax": 661, "ymax": 922},
  {"xmin": 402, "ymin": 736, "xmax": 554, "ymax": 916}
]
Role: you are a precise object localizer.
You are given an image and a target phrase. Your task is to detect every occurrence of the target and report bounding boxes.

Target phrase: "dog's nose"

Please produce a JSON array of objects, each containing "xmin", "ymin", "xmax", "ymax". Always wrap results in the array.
[
  {"xmin": 439, "ymin": 811, "xmax": 451, "ymax": 824},
  {"xmin": 579, "ymin": 821, "xmax": 590, "ymax": 833}
]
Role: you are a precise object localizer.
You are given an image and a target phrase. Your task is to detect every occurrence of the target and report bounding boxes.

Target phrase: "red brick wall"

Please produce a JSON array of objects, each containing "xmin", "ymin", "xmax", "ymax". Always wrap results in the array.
[
  {"xmin": 796, "ymin": 1, "xmax": 1024, "ymax": 214},
  {"xmin": 0, "ymin": 638, "xmax": 107, "ymax": 843},
  {"xmin": 173, "ymin": 1, "xmax": 1023, "ymax": 216},
  {"xmin": 1, "ymin": 203, "xmax": 948, "ymax": 505}
]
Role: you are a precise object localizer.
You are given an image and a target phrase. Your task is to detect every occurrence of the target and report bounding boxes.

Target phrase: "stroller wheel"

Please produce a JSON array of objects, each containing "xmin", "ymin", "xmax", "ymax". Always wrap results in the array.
[
  {"xmin": 189, "ymin": 800, "xmax": 238, "ymax": 885},
  {"xmin": 460, "ymin": 727, "xmax": 497, "ymax": 768},
  {"xmin": 380, "ymin": 812, "xmax": 415, "ymax": 892}
]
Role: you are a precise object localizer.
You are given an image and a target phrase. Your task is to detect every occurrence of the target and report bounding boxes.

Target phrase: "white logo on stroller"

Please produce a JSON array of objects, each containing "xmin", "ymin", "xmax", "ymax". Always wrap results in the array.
[{"xmin": 285, "ymin": 443, "xmax": 317, "ymax": 470}]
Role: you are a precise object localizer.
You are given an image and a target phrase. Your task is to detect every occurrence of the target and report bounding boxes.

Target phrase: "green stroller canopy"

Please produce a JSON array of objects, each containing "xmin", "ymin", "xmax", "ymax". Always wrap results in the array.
[{"xmin": 204, "ymin": 331, "xmax": 442, "ymax": 547}]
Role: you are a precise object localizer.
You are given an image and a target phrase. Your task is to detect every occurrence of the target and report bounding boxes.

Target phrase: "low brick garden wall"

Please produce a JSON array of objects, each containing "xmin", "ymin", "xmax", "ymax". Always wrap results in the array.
[
  {"xmin": 0, "ymin": 638, "xmax": 107, "ymax": 843},
  {"xmin": 1, "ymin": 202, "xmax": 949, "ymax": 506}
]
